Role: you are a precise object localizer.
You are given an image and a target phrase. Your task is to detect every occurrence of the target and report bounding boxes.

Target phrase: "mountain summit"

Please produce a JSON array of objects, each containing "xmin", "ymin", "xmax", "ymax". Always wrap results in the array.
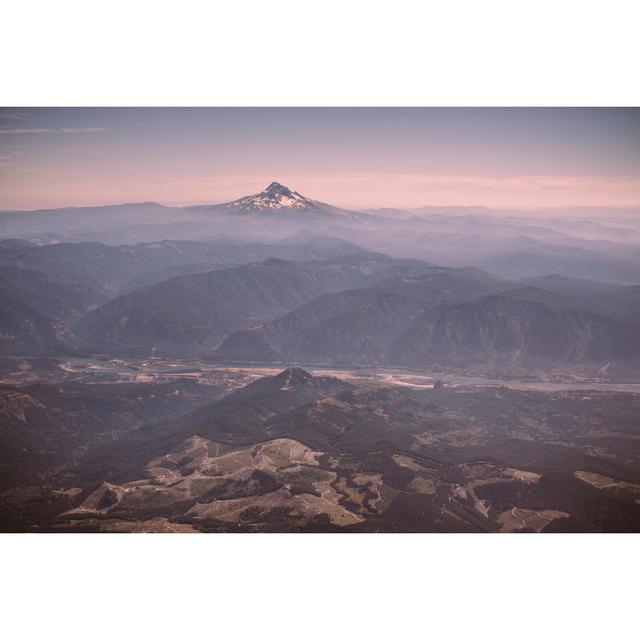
[{"xmin": 222, "ymin": 182, "xmax": 321, "ymax": 213}]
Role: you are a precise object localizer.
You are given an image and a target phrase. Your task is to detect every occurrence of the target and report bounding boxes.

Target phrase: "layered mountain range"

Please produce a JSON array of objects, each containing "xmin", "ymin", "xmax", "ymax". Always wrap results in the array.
[
  {"xmin": 3, "ymin": 181, "xmax": 639, "ymax": 284},
  {"xmin": 1, "ymin": 182, "xmax": 640, "ymax": 377},
  {"xmin": 1, "ymin": 181, "xmax": 640, "ymax": 532}
]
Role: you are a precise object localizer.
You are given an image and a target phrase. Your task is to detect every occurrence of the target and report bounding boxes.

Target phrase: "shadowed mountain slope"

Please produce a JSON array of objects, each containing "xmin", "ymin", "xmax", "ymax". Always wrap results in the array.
[{"xmin": 71, "ymin": 254, "xmax": 436, "ymax": 356}]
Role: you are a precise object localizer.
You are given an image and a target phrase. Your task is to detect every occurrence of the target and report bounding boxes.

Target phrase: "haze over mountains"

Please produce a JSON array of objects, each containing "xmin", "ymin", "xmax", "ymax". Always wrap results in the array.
[
  {"xmin": 1, "ymin": 182, "xmax": 639, "ymax": 377},
  {"xmin": 1, "ymin": 180, "xmax": 640, "ymax": 533}
]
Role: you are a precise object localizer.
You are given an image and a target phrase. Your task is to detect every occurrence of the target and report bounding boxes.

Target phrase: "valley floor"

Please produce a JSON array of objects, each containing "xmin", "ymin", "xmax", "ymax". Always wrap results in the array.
[{"xmin": 4, "ymin": 354, "xmax": 640, "ymax": 394}]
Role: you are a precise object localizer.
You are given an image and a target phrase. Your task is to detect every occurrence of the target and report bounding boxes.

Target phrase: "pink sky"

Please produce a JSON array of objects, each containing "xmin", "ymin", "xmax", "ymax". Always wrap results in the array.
[
  {"xmin": 2, "ymin": 172, "xmax": 639, "ymax": 212},
  {"xmin": 1, "ymin": 108, "xmax": 639, "ymax": 211}
]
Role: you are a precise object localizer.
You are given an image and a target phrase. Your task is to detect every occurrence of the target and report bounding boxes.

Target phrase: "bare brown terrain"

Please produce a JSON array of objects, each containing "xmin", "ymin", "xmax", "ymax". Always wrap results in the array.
[{"xmin": 2, "ymin": 361, "xmax": 640, "ymax": 532}]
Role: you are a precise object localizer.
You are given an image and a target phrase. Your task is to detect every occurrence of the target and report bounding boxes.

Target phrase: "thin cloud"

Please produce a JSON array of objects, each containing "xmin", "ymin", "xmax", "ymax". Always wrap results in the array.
[
  {"xmin": 0, "ymin": 127, "xmax": 109, "ymax": 135},
  {"xmin": 61, "ymin": 128, "xmax": 109, "ymax": 134},
  {"xmin": 0, "ymin": 111, "xmax": 35, "ymax": 121}
]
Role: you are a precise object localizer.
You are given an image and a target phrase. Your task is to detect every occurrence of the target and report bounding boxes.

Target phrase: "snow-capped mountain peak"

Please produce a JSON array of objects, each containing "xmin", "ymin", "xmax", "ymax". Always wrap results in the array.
[{"xmin": 223, "ymin": 182, "xmax": 318, "ymax": 212}]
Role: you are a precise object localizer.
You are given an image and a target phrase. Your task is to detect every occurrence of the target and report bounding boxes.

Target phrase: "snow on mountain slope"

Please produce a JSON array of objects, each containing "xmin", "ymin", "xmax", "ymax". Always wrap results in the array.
[{"xmin": 223, "ymin": 182, "xmax": 322, "ymax": 213}]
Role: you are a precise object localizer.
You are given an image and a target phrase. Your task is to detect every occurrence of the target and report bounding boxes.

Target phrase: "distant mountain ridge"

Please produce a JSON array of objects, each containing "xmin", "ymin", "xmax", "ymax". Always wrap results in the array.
[
  {"xmin": 70, "ymin": 254, "xmax": 436, "ymax": 356},
  {"xmin": 215, "ymin": 267, "xmax": 509, "ymax": 365},
  {"xmin": 190, "ymin": 181, "xmax": 362, "ymax": 219},
  {"xmin": 390, "ymin": 293, "xmax": 640, "ymax": 376},
  {"xmin": 222, "ymin": 182, "xmax": 322, "ymax": 213},
  {"xmin": 216, "ymin": 270, "xmax": 640, "ymax": 377},
  {"xmin": 0, "ymin": 182, "xmax": 365, "ymax": 244}
]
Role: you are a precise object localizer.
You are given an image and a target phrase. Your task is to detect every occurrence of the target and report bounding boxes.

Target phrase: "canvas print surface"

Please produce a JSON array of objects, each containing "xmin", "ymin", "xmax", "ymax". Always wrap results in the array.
[{"xmin": 1, "ymin": 107, "xmax": 639, "ymax": 532}]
